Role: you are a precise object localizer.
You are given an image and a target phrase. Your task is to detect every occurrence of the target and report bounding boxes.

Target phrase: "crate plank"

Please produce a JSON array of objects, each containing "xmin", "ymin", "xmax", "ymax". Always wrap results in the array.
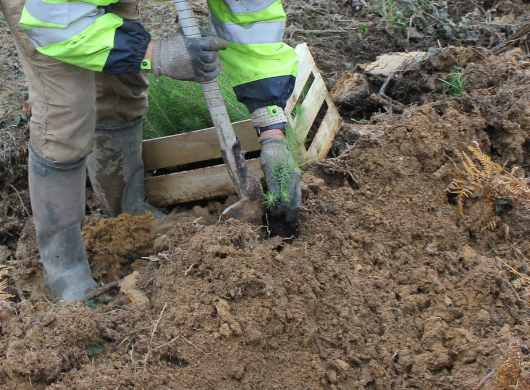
[
  {"xmin": 142, "ymin": 120, "xmax": 260, "ymax": 171},
  {"xmin": 286, "ymin": 43, "xmax": 316, "ymax": 115},
  {"xmin": 145, "ymin": 159, "xmax": 263, "ymax": 206},
  {"xmin": 291, "ymin": 71, "xmax": 327, "ymax": 144},
  {"xmin": 306, "ymin": 97, "xmax": 342, "ymax": 160}
]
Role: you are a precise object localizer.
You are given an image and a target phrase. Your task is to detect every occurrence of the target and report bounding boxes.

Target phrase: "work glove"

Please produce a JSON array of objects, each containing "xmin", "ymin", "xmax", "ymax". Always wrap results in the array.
[
  {"xmin": 152, "ymin": 28, "xmax": 227, "ymax": 82},
  {"xmin": 259, "ymin": 135, "xmax": 301, "ymax": 223}
]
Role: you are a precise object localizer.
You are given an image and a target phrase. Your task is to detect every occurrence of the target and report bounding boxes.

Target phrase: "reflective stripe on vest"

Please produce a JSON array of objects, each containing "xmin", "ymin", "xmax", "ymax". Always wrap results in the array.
[
  {"xmin": 209, "ymin": 12, "xmax": 284, "ymax": 45},
  {"xmin": 222, "ymin": 0, "xmax": 278, "ymax": 14},
  {"xmin": 24, "ymin": 0, "xmax": 97, "ymax": 26},
  {"xmin": 24, "ymin": 8, "xmax": 105, "ymax": 48}
]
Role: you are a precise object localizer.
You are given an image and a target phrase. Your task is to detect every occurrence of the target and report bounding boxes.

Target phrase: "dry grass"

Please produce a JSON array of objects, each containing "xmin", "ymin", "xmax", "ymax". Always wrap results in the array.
[
  {"xmin": 0, "ymin": 265, "xmax": 14, "ymax": 319},
  {"xmin": 448, "ymin": 142, "xmax": 530, "ymax": 224},
  {"xmin": 476, "ymin": 341, "xmax": 530, "ymax": 390}
]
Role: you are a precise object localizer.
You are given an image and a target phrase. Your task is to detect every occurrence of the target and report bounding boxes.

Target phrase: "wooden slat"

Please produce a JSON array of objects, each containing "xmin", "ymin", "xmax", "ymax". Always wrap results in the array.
[
  {"xmin": 142, "ymin": 120, "xmax": 260, "ymax": 171},
  {"xmin": 285, "ymin": 43, "xmax": 316, "ymax": 115},
  {"xmin": 145, "ymin": 159, "xmax": 263, "ymax": 206},
  {"xmin": 291, "ymin": 70, "xmax": 328, "ymax": 144},
  {"xmin": 306, "ymin": 97, "xmax": 342, "ymax": 161}
]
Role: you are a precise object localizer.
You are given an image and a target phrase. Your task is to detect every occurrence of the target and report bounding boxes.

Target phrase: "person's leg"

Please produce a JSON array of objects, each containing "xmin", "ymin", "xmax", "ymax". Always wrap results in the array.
[
  {"xmin": 94, "ymin": 0, "xmax": 147, "ymax": 127},
  {"xmin": 89, "ymin": 0, "xmax": 163, "ymax": 219},
  {"xmin": 2, "ymin": 0, "xmax": 99, "ymax": 300}
]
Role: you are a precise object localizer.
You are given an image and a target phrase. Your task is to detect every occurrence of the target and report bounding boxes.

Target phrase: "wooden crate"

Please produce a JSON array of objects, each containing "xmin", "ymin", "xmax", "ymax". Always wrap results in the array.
[{"xmin": 143, "ymin": 43, "xmax": 341, "ymax": 207}]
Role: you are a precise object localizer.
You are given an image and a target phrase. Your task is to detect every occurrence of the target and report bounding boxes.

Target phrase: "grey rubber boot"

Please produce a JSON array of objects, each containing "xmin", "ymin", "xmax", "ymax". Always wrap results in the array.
[
  {"xmin": 28, "ymin": 145, "xmax": 99, "ymax": 302},
  {"xmin": 87, "ymin": 117, "xmax": 164, "ymax": 220}
]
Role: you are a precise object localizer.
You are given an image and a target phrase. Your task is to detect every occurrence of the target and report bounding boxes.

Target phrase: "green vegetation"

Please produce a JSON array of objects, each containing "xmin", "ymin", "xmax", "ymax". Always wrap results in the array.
[
  {"xmin": 263, "ymin": 124, "xmax": 309, "ymax": 210},
  {"xmin": 264, "ymin": 190, "xmax": 282, "ymax": 210},
  {"xmin": 359, "ymin": 23, "xmax": 368, "ymax": 36},
  {"xmin": 438, "ymin": 69, "xmax": 468, "ymax": 96},
  {"xmin": 379, "ymin": 0, "xmax": 437, "ymax": 32},
  {"xmin": 143, "ymin": 71, "xmax": 249, "ymax": 140},
  {"xmin": 87, "ymin": 340, "xmax": 102, "ymax": 356}
]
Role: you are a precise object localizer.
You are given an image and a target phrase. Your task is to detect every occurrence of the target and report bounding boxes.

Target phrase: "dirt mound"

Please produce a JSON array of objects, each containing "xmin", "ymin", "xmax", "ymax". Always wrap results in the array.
[
  {"xmin": 331, "ymin": 47, "xmax": 530, "ymax": 123},
  {"xmin": 2, "ymin": 3, "xmax": 530, "ymax": 387},
  {"xmin": 4, "ymin": 213, "xmax": 157, "ymax": 301},
  {"xmin": 2, "ymin": 73, "xmax": 530, "ymax": 387}
]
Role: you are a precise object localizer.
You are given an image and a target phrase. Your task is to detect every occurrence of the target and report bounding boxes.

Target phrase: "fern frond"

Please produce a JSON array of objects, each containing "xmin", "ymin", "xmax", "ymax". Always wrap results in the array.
[
  {"xmin": 457, "ymin": 194, "xmax": 466, "ymax": 220},
  {"xmin": 468, "ymin": 142, "xmax": 501, "ymax": 176},
  {"xmin": 512, "ymin": 277, "xmax": 530, "ymax": 290},
  {"xmin": 462, "ymin": 156, "xmax": 480, "ymax": 177},
  {"xmin": 449, "ymin": 144, "xmax": 530, "ymax": 227},
  {"xmin": 511, "ymin": 166, "xmax": 525, "ymax": 179},
  {"xmin": 0, "ymin": 279, "xmax": 14, "ymax": 306},
  {"xmin": 481, "ymin": 215, "xmax": 501, "ymax": 232},
  {"xmin": 0, "ymin": 265, "xmax": 13, "ymax": 278},
  {"xmin": 469, "ymin": 143, "xmax": 490, "ymax": 166}
]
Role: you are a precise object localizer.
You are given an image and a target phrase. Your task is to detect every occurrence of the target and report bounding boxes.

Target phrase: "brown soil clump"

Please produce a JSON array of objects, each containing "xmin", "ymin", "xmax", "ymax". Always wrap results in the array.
[
  {"xmin": 1, "ymin": 302, "xmax": 100, "ymax": 387},
  {"xmin": 83, "ymin": 212, "xmax": 157, "ymax": 283}
]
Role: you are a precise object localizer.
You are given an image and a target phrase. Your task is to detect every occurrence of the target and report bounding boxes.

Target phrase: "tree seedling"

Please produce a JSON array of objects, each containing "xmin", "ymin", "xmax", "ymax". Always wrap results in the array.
[{"xmin": 263, "ymin": 124, "xmax": 310, "ymax": 210}]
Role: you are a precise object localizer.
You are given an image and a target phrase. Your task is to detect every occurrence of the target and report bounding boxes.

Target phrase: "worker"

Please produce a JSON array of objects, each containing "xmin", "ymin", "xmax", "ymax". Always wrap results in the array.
[{"xmin": 0, "ymin": 0, "xmax": 300, "ymax": 301}]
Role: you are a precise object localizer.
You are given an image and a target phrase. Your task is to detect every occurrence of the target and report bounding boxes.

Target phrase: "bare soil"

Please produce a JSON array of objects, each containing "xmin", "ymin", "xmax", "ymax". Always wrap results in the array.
[{"xmin": 2, "ymin": 1, "xmax": 530, "ymax": 389}]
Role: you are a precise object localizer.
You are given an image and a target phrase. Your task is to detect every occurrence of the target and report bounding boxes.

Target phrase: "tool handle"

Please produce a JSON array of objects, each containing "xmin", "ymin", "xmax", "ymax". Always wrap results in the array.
[
  {"xmin": 172, "ymin": 0, "xmax": 201, "ymax": 38},
  {"xmin": 173, "ymin": 0, "xmax": 241, "ymax": 196}
]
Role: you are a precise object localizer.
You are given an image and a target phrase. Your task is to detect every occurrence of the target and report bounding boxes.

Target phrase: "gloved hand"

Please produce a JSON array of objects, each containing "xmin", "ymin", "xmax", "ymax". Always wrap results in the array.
[
  {"xmin": 152, "ymin": 28, "xmax": 227, "ymax": 82},
  {"xmin": 259, "ymin": 135, "xmax": 301, "ymax": 222}
]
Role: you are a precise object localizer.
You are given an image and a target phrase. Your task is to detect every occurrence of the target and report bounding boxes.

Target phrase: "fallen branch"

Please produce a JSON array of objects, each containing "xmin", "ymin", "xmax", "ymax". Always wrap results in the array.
[
  {"xmin": 142, "ymin": 331, "xmax": 184, "ymax": 366},
  {"xmin": 492, "ymin": 22, "xmax": 530, "ymax": 55},
  {"xmin": 371, "ymin": 93, "xmax": 405, "ymax": 113}
]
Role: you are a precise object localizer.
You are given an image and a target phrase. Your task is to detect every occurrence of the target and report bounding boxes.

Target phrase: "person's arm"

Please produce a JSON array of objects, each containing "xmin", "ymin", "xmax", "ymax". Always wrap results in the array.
[
  {"xmin": 207, "ymin": 0, "xmax": 301, "ymax": 222},
  {"xmin": 20, "ymin": 0, "xmax": 226, "ymax": 80},
  {"xmin": 206, "ymin": 0, "xmax": 298, "ymax": 137},
  {"xmin": 19, "ymin": 0, "xmax": 152, "ymax": 74}
]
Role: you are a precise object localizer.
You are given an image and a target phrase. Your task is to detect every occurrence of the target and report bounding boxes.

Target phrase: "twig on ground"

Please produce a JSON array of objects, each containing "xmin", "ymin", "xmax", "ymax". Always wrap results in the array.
[
  {"xmin": 150, "ymin": 302, "xmax": 167, "ymax": 341},
  {"xmin": 327, "ymin": 0, "xmax": 332, "ymax": 26},
  {"xmin": 142, "ymin": 331, "xmax": 184, "ymax": 366},
  {"xmin": 9, "ymin": 184, "xmax": 28, "ymax": 216},
  {"xmin": 492, "ymin": 23, "xmax": 530, "ymax": 54},
  {"xmin": 178, "ymin": 334, "xmax": 209, "ymax": 354},
  {"xmin": 82, "ymin": 280, "xmax": 121, "ymax": 302},
  {"xmin": 314, "ymin": 334, "xmax": 324, "ymax": 358},
  {"xmin": 474, "ymin": 369, "xmax": 495, "ymax": 390}
]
